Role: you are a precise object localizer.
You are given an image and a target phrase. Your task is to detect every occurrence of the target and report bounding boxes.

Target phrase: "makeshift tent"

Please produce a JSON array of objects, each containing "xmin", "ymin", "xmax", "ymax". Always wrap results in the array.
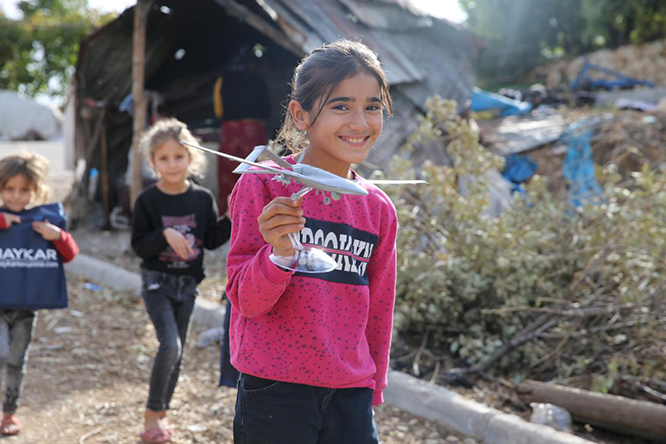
[{"xmin": 72, "ymin": 0, "xmax": 479, "ymax": 216}]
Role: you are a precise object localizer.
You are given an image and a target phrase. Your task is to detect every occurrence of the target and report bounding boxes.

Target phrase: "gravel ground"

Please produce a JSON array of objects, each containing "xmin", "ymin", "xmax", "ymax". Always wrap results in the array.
[{"xmin": 6, "ymin": 273, "xmax": 474, "ymax": 443}]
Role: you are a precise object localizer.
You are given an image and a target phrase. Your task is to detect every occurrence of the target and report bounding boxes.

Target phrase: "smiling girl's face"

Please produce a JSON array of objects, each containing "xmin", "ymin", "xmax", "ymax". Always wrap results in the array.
[
  {"xmin": 1, "ymin": 174, "xmax": 34, "ymax": 212},
  {"xmin": 292, "ymin": 72, "xmax": 383, "ymax": 178},
  {"xmin": 151, "ymin": 139, "xmax": 191, "ymax": 188}
]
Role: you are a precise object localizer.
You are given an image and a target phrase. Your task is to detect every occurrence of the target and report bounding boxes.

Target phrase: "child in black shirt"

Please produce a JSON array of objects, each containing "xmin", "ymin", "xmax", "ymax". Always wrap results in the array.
[{"xmin": 131, "ymin": 118, "xmax": 231, "ymax": 443}]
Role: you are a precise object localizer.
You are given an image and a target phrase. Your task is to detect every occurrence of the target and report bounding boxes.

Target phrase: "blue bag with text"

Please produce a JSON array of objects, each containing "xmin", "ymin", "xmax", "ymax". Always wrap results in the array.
[{"xmin": 0, "ymin": 203, "xmax": 68, "ymax": 310}]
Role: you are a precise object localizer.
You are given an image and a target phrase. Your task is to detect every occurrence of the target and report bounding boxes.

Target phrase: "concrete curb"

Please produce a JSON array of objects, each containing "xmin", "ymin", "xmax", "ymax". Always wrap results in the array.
[
  {"xmin": 385, "ymin": 371, "xmax": 593, "ymax": 444},
  {"xmin": 65, "ymin": 254, "xmax": 226, "ymax": 328},
  {"xmin": 66, "ymin": 253, "xmax": 593, "ymax": 444}
]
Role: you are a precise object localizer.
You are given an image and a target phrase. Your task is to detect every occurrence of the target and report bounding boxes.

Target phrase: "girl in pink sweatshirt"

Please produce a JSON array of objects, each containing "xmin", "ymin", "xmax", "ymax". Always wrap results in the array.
[{"xmin": 226, "ymin": 40, "xmax": 397, "ymax": 443}]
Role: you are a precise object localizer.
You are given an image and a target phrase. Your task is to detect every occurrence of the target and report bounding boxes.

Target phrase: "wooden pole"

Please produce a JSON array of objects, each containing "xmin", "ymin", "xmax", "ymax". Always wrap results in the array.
[
  {"xmin": 518, "ymin": 379, "xmax": 666, "ymax": 441},
  {"xmin": 129, "ymin": 0, "xmax": 153, "ymax": 211}
]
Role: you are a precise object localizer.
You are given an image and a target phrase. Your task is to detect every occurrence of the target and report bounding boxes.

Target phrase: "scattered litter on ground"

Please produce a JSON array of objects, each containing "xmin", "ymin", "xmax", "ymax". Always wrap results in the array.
[{"xmin": 83, "ymin": 282, "xmax": 103, "ymax": 291}]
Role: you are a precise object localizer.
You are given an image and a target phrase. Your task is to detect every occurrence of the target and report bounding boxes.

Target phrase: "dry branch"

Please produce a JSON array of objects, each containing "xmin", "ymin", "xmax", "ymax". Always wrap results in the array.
[{"xmin": 518, "ymin": 379, "xmax": 666, "ymax": 441}]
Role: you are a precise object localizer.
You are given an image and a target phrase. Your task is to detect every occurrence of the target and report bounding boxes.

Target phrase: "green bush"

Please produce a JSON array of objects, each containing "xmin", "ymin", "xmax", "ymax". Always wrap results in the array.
[{"xmin": 386, "ymin": 96, "xmax": 666, "ymax": 386}]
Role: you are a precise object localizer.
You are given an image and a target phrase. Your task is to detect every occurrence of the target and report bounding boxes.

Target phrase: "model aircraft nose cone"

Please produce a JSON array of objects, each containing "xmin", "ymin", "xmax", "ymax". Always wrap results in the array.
[{"xmin": 346, "ymin": 180, "xmax": 369, "ymax": 195}]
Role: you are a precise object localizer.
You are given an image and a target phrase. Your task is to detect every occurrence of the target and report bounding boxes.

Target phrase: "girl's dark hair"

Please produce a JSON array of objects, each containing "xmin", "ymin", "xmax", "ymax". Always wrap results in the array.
[{"xmin": 277, "ymin": 39, "xmax": 393, "ymax": 154}]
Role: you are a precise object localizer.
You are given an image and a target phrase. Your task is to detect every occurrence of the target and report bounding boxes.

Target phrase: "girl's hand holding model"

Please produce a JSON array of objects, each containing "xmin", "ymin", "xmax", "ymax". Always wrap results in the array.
[{"xmin": 257, "ymin": 195, "xmax": 305, "ymax": 257}]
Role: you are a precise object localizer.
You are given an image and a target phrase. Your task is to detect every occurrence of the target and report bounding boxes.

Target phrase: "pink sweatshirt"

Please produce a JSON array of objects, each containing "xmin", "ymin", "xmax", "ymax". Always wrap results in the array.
[{"xmin": 225, "ymin": 157, "xmax": 397, "ymax": 405}]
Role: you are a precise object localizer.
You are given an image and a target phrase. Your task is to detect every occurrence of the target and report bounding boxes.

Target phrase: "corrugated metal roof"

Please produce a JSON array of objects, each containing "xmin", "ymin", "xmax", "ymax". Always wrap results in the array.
[
  {"xmin": 339, "ymin": 0, "xmax": 433, "ymax": 31},
  {"xmin": 259, "ymin": 0, "xmax": 426, "ymax": 85},
  {"xmin": 253, "ymin": 0, "xmax": 476, "ymax": 110}
]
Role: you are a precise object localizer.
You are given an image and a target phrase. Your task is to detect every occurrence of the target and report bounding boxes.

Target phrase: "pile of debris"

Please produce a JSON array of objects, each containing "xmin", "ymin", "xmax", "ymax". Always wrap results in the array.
[
  {"xmin": 533, "ymin": 39, "xmax": 666, "ymax": 88},
  {"xmin": 591, "ymin": 110, "xmax": 666, "ymax": 172},
  {"xmin": 475, "ymin": 107, "xmax": 666, "ymax": 198}
]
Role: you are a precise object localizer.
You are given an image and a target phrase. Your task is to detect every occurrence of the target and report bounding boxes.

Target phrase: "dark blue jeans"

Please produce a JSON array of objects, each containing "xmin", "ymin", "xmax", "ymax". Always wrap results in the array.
[
  {"xmin": 234, "ymin": 373, "xmax": 379, "ymax": 444},
  {"xmin": 141, "ymin": 269, "xmax": 197, "ymax": 411}
]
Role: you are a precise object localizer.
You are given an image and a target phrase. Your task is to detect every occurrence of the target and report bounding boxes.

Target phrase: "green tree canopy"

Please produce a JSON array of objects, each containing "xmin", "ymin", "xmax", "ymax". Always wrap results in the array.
[
  {"xmin": 460, "ymin": 0, "xmax": 666, "ymax": 86},
  {"xmin": 0, "ymin": 0, "xmax": 115, "ymax": 103}
]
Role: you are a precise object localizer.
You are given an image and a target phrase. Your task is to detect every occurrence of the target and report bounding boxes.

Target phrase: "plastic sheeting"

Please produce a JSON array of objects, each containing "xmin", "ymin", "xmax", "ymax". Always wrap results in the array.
[
  {"xmin": 502, "ymin": 154, "xmax": 538, "ymax": 194},
  {"xmin": 561, "ymin": 121, "xmax": 603, "ymax": 207},
  {"xmin": 470, "ymin": 87, "xmax": 532, "ymax": 117},
  {"xmin": 0, "ymin": 91, "xmax": 62, "ymax": 141},
  {"xmin": 478, "ymin": 112, "xmax": 567, "ymax": 156}
]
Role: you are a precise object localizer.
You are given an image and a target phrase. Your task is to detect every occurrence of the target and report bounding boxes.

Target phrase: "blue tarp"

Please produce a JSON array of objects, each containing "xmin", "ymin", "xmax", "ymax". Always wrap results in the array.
[
  {"xmin": 0, "ymin": 203, "xmax": 68, "ymax": 310},
  {"xmin": 470, "ymin": 87, "xmax": 532, "ymax": 117},
  {"xmin": 502, "ymin": 154, "xmax": 538, "ymax": 194},
  {"xmin": 561, "ymin": 121, "xmax": 603, "ymax": 207}
]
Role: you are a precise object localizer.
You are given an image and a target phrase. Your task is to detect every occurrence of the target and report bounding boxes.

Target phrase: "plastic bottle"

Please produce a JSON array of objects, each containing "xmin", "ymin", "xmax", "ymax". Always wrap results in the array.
[
  {"xmin": 88, "ymin": 168, "xmax": 99, "ymax": 201},
  {"xmin": 530, "ymin": 402, "xmax": 573, "ymax": 432}
]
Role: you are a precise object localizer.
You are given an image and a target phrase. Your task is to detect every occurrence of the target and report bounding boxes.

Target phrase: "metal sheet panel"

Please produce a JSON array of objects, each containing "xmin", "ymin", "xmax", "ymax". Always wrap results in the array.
[
  {"xmin": 339, "ymin": 0, "xmax": 432, "ymax": 31},
  {"xmin": 261, "ymin": 0, "xmax": 424, "ymax": 84}
]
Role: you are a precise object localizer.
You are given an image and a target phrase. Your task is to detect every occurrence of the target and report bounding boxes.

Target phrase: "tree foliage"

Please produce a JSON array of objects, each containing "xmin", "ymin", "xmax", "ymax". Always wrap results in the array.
[
  {"xmin": 0, "ymin": 0, "xmax": 115, "ymax": 102},
  {"xmin": 460, "ymin": 0, "xmax": 666, "ymax": 85},
  {"xmin": 386, "ymin": 97, "xmax": 666, "ymax": 389}
]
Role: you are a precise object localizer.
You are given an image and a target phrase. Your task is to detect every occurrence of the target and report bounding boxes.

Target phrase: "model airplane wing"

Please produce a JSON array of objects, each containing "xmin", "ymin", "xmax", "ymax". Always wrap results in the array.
[
  {"xmin": 180, "ymin": 141, "xmax": 300, "ymax": 179},
  {"xmin": 366, "ymin": 179, "xmax": 428, "ymax": 185}
]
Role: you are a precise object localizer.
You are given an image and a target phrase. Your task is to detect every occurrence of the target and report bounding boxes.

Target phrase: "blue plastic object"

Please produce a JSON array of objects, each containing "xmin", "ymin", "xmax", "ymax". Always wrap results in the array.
[
  {"xmin": 561, "ymin": 119, "xmax": 603, "ymax": 207},
  {"xmin": 83, "ymin": 283, "xmax": 103, "ymax": 291},
  {"xmin": 470, "ymin": 87, "xmax": 532, "ymax": 117},
  {"xmin": 502, "ymin": 154, "xmax": 538, "ymax": 194},
  {"xmin": 571, "ymin": 60, "xmax": 655, "ymax": 92}
]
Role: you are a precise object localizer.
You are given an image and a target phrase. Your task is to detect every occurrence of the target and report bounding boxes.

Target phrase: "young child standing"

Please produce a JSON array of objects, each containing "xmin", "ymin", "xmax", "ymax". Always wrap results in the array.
[
  {"xmin": 226, "ymin": 40, "xmax": 398, "ymax": 443},
  {"xmin": 131, "ymin": 118, "xmax": 231, "ymax": 443},
  {"xmin": 0, "ymin": 152, "xmax": 79, "ymax": 436}
]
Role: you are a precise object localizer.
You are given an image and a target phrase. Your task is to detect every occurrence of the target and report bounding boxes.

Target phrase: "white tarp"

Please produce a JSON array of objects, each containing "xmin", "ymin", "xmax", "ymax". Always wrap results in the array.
[{"xmin": 0, "ymin": 91, "xmax": 62, "ymax": 141}]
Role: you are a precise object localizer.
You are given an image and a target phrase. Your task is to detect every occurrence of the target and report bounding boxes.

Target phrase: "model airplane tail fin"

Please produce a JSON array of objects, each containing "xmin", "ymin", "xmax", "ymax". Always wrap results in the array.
[{"xmin": 233, "ymin": 145, "xmax": 268, "ymax": 173}]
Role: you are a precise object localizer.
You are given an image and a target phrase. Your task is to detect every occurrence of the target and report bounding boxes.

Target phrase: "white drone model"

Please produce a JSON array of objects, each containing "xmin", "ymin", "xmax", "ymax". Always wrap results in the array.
[
  {"xmin": 180, "ymin": 142, "xmax": 426, "ymax": 204},
  {"xmin": 181, "ymin": 140, "xmax": 426, "ymax": 273}
]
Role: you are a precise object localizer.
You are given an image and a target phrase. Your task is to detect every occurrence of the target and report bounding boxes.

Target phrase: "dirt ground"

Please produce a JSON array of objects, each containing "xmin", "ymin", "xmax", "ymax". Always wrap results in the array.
[
  {"xmin": 69, "ymin": 225, "xmax": 227, "ymax": 304},
  {"xmin": 64, "ymin": 218, "xmax": 641, "ymax": 444},
  {"xmin": 5, "ymin": 273, "xmax": 476, "ymax": 444}
]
